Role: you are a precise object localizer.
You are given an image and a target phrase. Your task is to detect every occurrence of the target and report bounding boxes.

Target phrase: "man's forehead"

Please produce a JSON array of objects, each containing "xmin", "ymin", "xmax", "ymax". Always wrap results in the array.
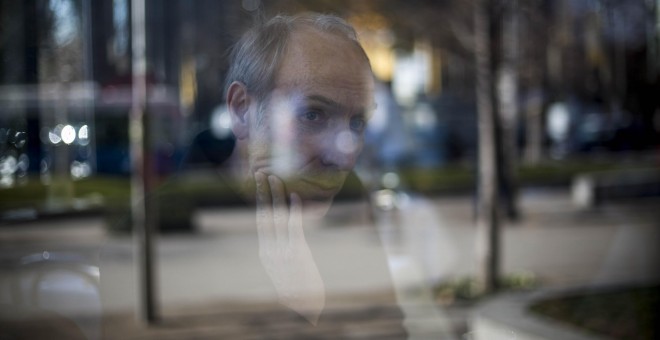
[
  {"xmin": 276, "ymin": 36, "xmax": 373, "ymax": 82},
  {"xmin": 272, "ymin": 28, "xmax": 374, "ymax": 103},
  {"xmin": 274, "ymin": 74, "xmax": 374, "ymax": 97},
  {"xmin": 277, "ymin": 28, "xmax": 371, "ymax": 79}
]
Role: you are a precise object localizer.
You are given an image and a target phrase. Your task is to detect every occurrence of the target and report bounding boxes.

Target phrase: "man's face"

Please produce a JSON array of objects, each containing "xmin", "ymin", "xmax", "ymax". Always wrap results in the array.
[{"xmin": 247, "ymin": 28, "xmax": 374, "ymax": 217}]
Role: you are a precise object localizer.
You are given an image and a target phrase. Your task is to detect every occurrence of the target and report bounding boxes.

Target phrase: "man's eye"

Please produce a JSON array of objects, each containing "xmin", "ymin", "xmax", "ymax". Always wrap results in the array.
[
  {"xmin": 350, "ymin": 117, "xmax": 366, "ymax": 132},
  {"xmin": 303, "ymin": 111, "xmax": 320, "ymax": 121}
]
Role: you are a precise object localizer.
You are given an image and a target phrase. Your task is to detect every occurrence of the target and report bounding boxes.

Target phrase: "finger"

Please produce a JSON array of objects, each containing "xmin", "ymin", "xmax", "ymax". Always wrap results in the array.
[
  {"xmin": 255, "ymin": 171, "xmax": 274, "ymax": 241},
  {"xmin": 268, "ymin": 175, "xmax": 289, "ymax": 245},
  {"xmin": 288, "ymin": 192, "xmax": 305, "ymax": 243}
]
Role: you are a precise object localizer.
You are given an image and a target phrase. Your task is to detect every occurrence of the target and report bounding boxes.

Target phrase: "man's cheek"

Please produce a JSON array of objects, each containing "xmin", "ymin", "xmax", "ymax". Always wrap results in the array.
[
  {"xmin": 267, "ymin": 99, "xmax": 302, "ymax": 178},
  {"xmin": 271, "ymin": 145, "xmax": 301, "ymax": 178},
  {"xmin": 249, "ymin": 143, "xmax": 303, "ymax": 183}
]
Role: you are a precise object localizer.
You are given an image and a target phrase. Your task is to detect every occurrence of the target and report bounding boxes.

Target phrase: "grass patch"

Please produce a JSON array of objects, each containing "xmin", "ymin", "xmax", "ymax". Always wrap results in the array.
[
  {"xmin": 2, "ymin": 158, "xmax": 655, "ymax": 223},
  {"xmin": 530, "ymin": 285, "xmax": 660, "ymax": 339},
  {"xmin": 433, "ymin": 272, "xmax": 540, "ymax": 306},
  {"xmin": 0, "ymin": 176, "xmax": 130, "ymax": 211},
  {"xmin": 0, "ymin": 178, "xmax": 48, "ymax": 211},
  {"xmin": 398, "ymin": 159, "xmax": 653, "ymax": 194}
]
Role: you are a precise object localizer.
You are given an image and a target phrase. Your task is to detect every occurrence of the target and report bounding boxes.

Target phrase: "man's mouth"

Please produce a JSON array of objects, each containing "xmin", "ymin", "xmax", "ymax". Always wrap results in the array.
[
  {"xmin": 250, "ymin": 165, "xmax": 346, "ymax": 199},
  {"xmin": 293, "ymin": 176, "xmax": 345, "ymax": 200},
  {"xmin": 300, "ymin": 177, "xmax": 342, "ymax": 191}
]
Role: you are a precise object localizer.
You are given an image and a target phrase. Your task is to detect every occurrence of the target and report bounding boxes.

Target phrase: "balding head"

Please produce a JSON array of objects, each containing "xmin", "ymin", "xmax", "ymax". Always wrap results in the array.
[{"xmin": 224, "ymin": 13, "xmax": 371, "ymax": 103}]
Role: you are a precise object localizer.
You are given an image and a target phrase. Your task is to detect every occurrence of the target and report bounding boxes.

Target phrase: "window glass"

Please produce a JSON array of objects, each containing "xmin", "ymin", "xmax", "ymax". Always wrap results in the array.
[{"xmin": 1, "ymin": 1, "xmax": 659, "ymax": 339}]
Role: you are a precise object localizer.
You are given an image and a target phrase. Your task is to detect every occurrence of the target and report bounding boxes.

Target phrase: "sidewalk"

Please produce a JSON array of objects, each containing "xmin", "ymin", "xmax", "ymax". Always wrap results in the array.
[
  {"xmin": 102, "ymin": 188, "xmax": 660, "ymax": 339},
  {"xmin": 101, "ymin": 293, "xmax": 407, "ymax": 339},
  {"xmin": 1, "ymin": 188, "xmax": 658, "ymax": 339}
]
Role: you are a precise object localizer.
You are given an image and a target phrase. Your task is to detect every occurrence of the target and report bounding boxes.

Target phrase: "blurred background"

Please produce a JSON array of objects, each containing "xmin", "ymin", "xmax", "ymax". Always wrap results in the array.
[{"xmin": 1, "ymin": 0, "xmax": 659, "ymax": 339}]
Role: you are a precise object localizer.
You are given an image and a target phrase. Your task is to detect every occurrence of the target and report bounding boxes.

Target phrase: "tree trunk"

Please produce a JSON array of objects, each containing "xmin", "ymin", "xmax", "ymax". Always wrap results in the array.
[
  {"xmin": 131, "ymin": 0, "xmax": 159, "ymax": 324},
  {"xmin": 474, "ymin": 0, "xmax": 501, "ymax": 294},
  {"xmin": 524, "ymin": 87, "xmax": 543, "ymax": 165},
  {"xmin": 497, "ymin": 0, "xmax": 520, "ymax": 220}
]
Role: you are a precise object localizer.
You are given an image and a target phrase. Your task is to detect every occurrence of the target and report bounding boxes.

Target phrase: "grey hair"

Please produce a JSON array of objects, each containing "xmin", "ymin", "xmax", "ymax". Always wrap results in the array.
[{"xmin": 224, "ymin": 12, "xmax": 370, "ymax": 103}]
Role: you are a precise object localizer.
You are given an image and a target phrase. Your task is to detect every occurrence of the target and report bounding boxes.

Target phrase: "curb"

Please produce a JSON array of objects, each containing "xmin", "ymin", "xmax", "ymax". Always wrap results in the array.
[{"xmin": 469, "ymin": 287, "xmax": 619, "ymax": 340}]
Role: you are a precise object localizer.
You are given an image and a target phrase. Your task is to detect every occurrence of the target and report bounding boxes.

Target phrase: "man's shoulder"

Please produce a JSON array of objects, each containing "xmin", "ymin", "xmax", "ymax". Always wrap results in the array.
[
  {"xmin": 180, "ymin": 129, "xmax": 236, "ymax": 170},
  {"xmin": 336, "ymin": 171, "xmax": 369, "ymax": 201}
]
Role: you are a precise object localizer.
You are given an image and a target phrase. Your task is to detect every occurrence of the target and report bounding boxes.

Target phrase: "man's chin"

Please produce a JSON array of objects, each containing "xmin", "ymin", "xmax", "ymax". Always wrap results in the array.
[{"xmin": 301, "ymin": 198, "xmax": 333, "ymax": 220}]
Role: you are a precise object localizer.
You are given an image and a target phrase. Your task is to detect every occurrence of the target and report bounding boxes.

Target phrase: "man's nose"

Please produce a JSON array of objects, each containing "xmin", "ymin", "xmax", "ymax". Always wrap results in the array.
[{"xmin": 321, "ymin": 130, "xmax": 361, "ymax": 170}]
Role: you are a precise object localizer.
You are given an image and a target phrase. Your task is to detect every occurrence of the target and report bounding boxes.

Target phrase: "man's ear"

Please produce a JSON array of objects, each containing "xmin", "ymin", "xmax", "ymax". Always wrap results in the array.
[{"xmin": 226, "ymin": 81, "xmax": 252, "ymax": 140}]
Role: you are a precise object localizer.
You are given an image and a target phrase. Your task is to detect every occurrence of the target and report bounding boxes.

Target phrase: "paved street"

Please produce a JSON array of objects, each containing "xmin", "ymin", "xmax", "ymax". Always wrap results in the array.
[{"xmin": 1, "ymin": 188, "xmax": 658, "ymax": 339}]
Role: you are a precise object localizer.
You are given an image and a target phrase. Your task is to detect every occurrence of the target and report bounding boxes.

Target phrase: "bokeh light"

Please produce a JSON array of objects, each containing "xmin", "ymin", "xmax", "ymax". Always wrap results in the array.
[
  {"xmin": 78, "ymin": 125, "xmax": 89, "ymax": 145},
  {"xmin": 61, "ymin": 125, "xmax": 76, "ymax": 145}
]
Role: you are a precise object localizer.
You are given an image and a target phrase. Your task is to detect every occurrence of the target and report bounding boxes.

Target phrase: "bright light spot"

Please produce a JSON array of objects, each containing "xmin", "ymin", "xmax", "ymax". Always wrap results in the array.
[
  {"xmin": 49, "ymin": 131, "xmax": 62, "ymax": 144},
  {"xmin": 50, "ymin": 0, "xmax": 78, "ymax": 46},
  {"xmin": 78, "ymin": 125, "xmax": 89, "ymax": 145},
  {"xmin": 547, "ymin": 103, "xmax": 570, "ymax": 142},
  {"xmin": 336, "ymin": 130, "xmax": 358, "ymax": 154},
  {"xmin": 0, "ymin": 156, "xmax": 17, "ymax": 175},
  {"xmin": 219, "ymin": 113, "xmax": 231, "ymax": 129},
  {"xmin": 70, "ymin": 161, "xmax": 91, "ymax": 179},
  {"xmin": 382, "ymin": 172, "xmax": 400, "ymax": 189},
  {"xmin": 372, "ymin": 189, "xmax": 396, "ymax": 211},
  {"xmin": 49, "ymin": 125, "xmax": 63, "ymax": 144},
  {"xmin": 61, "ymin": 125, "xmax": 76, "ymax": 144},
  {"xmin": 0, "ymin": 156, "xmax": 17, "ymax": 188},
  {"xmin": 210, "ymin": 106, "xmax": 232, "ymax": 139},
  {"xmin": 393, "ymin": 45, "xmax": 431, "ymax": 106}
]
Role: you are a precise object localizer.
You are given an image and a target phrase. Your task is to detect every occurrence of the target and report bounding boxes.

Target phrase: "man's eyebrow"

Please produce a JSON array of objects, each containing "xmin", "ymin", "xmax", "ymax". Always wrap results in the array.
[
  {"xmin": 305, "ymin": 94, "xmax": 376, "ymax": 115},
  {"xmin": 305, "ymin": 94, "xmax": 340, "ymax": 109}
]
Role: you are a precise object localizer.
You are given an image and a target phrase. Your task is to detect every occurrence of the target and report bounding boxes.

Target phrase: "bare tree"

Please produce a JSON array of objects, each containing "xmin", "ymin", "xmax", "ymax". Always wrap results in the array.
[
  {"xmin": 498, "ymin": 0, "xmax": 520, "ymax": 220},
  {"xmin": 474, "ymin": 0, "xmax": 501, "ymax": 293}
]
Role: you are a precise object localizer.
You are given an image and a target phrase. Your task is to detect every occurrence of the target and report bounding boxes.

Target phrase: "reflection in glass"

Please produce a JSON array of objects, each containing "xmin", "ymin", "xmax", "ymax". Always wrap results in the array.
[
  {"xmin": 61, "ymin": 125, "xmax": 76, "ymax": 145},
  {"xmin": 49, "ymin": 125, "xmax": 64, "ymax": 145},
  {"xmin": 0, "ymin": 155, "xmax": 17, "ymax": 187},
  {"xmin": 77, "ymin": 125, "xmax": 89, "ymax": 145},
  {"xmin": 70, "ymin": 160, "xmax": 91, "ymax": 179},
  {"xmin": 50, "ymin": 0, "xmax": 79, "ymax": 46}
]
